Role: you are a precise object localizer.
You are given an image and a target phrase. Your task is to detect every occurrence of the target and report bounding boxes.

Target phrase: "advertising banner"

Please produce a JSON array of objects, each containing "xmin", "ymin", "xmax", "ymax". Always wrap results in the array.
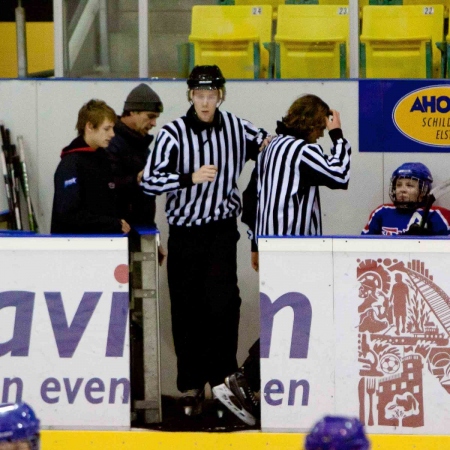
[
  {"xmin": 0, "ymin": 236, "xmax": 130, "ymax": 429},
  {"xmin": 359, "ymin": 80, "xmax": 450, "ymax": 152},
  {"xmin": 259, "ymin": 238, "xmax": 335, "ymax": 432},
  {"xmin": 260, "ymin": 237, "xmax": 450, "ymax": 434}
]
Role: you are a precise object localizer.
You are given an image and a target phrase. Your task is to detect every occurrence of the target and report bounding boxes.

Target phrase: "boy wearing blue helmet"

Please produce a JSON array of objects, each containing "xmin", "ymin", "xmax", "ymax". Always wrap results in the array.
[
  {"xmin": 0, "ymin": 402, "xmax": 40, "ymax": 450},
  {"xmin": 305, "ymin": 415, "xmax": 370, "ymax": 450},
  {"xmin": 362, "ymin": 162, "xmax": 450, "ymax": 235}
]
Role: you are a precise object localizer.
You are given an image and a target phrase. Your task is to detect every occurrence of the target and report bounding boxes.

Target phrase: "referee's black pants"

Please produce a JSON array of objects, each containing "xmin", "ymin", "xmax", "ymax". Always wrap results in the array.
[{"xmin": 168, "ymin": 218, "xmax": 241, "ymax": 392}]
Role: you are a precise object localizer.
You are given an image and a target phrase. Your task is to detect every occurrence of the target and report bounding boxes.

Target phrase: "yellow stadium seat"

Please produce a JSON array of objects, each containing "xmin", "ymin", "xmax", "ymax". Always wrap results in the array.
[
  {"xmin": 286, "ymin": 0, "xmax": 349, "ymax": 4},
  {"xmin": 360, "ymin": 5, "xmax": 445, "ymax": 78},
  {"xmin": 402, "ymin": 0, "xmax": 449, "ymax": 18},
  {"xmin": 0, "ymin": 22, "xmax": 54, "ymax": 78},
  {"xmin": 272, "ymin": 4, "xmax": 350, "ymax": 79},
  {"xmin": 365, "ymin": 1, "xmax": 449, "ymax": 17},
  {"xmin": 0, "ymin": 23, "xmax": 17, "ymax": 78},
  {"xmin": 187, "ymin": 5, "xmax": 273, "ymax": 79},
  {"xmin": 218, "ymin": 0, "xmax": 285, "ymax": 19}
]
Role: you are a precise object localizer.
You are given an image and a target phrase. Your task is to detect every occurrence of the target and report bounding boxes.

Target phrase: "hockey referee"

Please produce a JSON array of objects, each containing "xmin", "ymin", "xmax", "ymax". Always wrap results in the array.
[
  {"xmin": 209, "ymin": 94, "xmax": 352, "ymax": 425},
  {"xmin": 256, "ymin": 94, "xmax": 351, "ymax": 240},
  {"xmin": 141, "ymin": 65, "xmax": 269, "ymax": 415}
]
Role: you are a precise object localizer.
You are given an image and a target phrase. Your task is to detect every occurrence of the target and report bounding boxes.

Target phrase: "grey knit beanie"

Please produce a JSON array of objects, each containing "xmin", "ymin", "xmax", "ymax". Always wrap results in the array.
[{"xmin": 123, "ymin": 83, "xmax": 163, "ymax": 113}]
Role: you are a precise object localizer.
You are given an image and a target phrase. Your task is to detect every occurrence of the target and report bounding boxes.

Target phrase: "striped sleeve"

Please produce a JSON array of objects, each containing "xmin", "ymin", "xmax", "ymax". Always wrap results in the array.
[
  {"xmin": 141, "ymin": 125, "xmax": 186, "ymax": 195},
  {"xmin": 300, "ymin": 136, "xmax": 351, "ymax": 189},
  {"xmin": 241, "ymin": 118, "xmax": 269, "ymax": 161}
]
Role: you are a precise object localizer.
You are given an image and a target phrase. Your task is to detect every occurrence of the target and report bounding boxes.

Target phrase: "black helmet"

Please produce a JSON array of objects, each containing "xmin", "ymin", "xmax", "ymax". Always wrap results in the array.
[{"xmin": 187, "ymin": 65, "xmax": 226, "ymax": 90}]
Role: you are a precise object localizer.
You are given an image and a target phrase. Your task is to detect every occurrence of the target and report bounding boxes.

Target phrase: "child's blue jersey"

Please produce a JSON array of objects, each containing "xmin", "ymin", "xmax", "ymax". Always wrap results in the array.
[{"xmin": 362, "ymin": 204, "xmax": 450, "ymax": 236}]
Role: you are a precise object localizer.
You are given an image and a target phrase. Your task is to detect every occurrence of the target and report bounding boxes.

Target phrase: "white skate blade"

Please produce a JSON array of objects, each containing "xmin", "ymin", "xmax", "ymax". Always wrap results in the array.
[{"xmin": 212, "ymin": 383, "xmax": 256, "ymax": 426}]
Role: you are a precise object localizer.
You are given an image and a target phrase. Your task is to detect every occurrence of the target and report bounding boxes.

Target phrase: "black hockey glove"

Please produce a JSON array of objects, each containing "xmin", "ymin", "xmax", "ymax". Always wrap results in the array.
[{"xmin": 404, "ymin": 223, "xmax": 432, "ymax": 236}]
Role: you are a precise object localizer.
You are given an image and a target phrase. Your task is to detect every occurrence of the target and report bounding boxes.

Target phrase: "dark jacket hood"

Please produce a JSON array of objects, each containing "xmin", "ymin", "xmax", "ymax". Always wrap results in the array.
[{"xmin": 60, "ymin": 135, "xmax": 97, "ymax": 158}]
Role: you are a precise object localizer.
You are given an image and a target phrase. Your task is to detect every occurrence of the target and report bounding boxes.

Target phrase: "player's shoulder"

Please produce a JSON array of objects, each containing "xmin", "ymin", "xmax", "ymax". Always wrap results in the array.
[
  {"xmin": 431, "ymin": 205, "xmax": 450, "ymax": 212},
  {"xmin": 158, "ymin": 118, "xmax": 186, "ymax": 139},
  {"xmin": 430, "ymin": 205, "xmax": 450, "ymax": 220},
  {"xmin": 221, "ymin": 109, "xmax": 251, "ymax": 126},
  {"xmin": 371, "ymin": 204, "xmax": 395, "ymax": 214}
]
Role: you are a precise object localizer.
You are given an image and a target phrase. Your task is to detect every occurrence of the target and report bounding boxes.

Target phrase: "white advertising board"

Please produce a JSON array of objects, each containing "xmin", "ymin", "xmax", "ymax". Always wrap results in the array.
[
  {"xmin": 260, "ymin": 237, "xmax": 450, "ymax": 434},
  {"xmin": 0, "ymin": 236, "xmax": 130, "ymax": 429}
]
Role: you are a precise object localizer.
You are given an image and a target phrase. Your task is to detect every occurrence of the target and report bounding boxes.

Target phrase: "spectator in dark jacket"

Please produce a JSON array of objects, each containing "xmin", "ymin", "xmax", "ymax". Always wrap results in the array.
[
  {"xmin": 51, "ymin": 99, "xmax": 131, "ymax": 235},
  {"xmin": 106, "ymin": 83, "xmax": 163, "ymax": 229}
]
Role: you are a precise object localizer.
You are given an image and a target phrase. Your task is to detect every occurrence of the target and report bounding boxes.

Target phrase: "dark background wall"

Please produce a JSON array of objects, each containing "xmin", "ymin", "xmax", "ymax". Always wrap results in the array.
[{"xmin": 0, "ymin": 0, "xmax": 53, "ymax": 21}]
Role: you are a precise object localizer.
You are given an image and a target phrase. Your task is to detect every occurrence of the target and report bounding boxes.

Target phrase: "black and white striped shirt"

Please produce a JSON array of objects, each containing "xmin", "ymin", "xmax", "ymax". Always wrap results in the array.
[
  {"xmin": 141, "ymin": 106, "xmax": 267, "ymax": 226},
  {"xmin": 256, "ymin": 128, "xmax": 351, "ymax": 237}
]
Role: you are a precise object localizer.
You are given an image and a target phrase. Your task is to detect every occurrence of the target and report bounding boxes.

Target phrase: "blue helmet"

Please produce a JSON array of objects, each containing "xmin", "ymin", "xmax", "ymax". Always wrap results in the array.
[
  {"xmin": 305, "ymin": 416, "xmax": 370, "ymax": 450},
  {"xmin": 0, "ymin": 402, "xmax": 40, "ymax": 450},
  {"xmin": 389, "ymin": 162, "xmax": 433, "ymax": 209}
]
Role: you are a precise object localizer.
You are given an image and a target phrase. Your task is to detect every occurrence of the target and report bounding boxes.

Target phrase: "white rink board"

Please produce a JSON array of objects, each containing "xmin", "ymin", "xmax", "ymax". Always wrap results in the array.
[
  {"xmin": 259, "ymin": 239, "xmax": 335, "ymax": 432},
  {"xmin": 260, "ymin": 236, "xmax": 450, "ymax": 434},
  {"xmin": 0, "ymin": 236, "xmax": 130, "ymax": 429}
]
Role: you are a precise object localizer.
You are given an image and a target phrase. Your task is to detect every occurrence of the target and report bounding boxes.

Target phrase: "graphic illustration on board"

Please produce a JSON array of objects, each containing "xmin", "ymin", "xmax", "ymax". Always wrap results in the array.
[{"xmin": 357, "ymin": 258, "xmax": 450, "ymax": 428}]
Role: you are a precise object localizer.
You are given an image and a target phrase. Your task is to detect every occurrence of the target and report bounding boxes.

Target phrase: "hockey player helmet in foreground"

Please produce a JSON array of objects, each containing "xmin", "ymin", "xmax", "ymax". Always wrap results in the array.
[
  {"xmin": 0, "ymin": 402, "xmax": 40, "ymax": 450},
  {"xmin": 389, "ymin": 162, "xmax": 433, "ymax": 209},
  {"xmin": 305, "ymin": 415, "xmax": 370, "ymax": 450}
]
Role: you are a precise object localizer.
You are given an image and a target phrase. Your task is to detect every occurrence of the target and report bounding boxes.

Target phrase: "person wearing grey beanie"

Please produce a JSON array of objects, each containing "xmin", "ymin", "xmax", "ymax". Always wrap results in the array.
[
  {"xmin": 106, "ymin": 82, "xmax": 166, "ymax": 243},
  {"xmin": 123, "ymin": 83, "xmax": 163, "ymax": 114},
  {"xmin": 106, "ymin": 83, "xmax": 166, "ymax": 416}
]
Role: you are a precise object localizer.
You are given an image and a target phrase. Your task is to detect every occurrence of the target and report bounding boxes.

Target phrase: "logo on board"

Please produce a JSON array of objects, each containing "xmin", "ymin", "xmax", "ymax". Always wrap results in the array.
[
  {"xmin": 393, "ymin": 85, "xmax": 450, "ymax": 146},
  {"xmin": 357, "ymin": 257, "xmax": 450, "ymax": 428}
]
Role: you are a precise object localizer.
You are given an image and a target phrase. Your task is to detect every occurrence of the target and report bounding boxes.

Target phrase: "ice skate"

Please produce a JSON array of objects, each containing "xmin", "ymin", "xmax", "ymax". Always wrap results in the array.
[
  {"xmin": 212, "ymin": 371, "xmax": 259, "ymax": 426},
  {"xmin": 212, "ymin": 383, "xmax": 256, "ymax": 425},
  {"xmin": 226, "ymin": 371, "xmax": 260, "ymax": 418},
  {"xmin": 212, "ymin": 393, "xmax": 226, "ymax": 419},
  {"xmin": 178, "ymin": 388, "xmax": 205, "ymax": 416}
]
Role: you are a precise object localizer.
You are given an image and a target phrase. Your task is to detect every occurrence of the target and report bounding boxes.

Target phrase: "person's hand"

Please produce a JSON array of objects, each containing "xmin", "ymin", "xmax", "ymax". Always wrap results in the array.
[
  {"xmin": 404, "ymin": 223, "xmax": 431, "ymax": 236},
  {"xmin": 326, "ymin": 109, "xmax": 341, "ymax": 131},
  {"xmin": 192, "ymin": 165, "xmax": 218, "ymax": 184},
  {"xmin": 251, "ymin": 251, "xmax": 259, "ymax": 272},
  {"xmin": 137, "ymin": 170, "xmax": 144, "ymax": 183},
  {"xmin": 259, "ymin": 135, "xmax": 273, "ymax": 151},
  {"xmin": 121, "ymin": 219, "xmax": 131, "ymax": 234},
  {"xmin": 158, "ymin": 244, "xmax": 167, "ymax": 266}
]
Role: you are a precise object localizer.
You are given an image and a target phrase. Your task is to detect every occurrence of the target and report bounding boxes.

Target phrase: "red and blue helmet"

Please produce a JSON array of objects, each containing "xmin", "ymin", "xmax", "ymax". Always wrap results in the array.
[
  {"xmin": 389, "ymin": 162, "xmax": 433, "ymax": 209},
  {"xmin": 0, "ymin": 402, "xmax": 40, "ymax": 450},
  {"xmin": 305, "ymin": 416, "xmax": 370, "ymax": 450}
]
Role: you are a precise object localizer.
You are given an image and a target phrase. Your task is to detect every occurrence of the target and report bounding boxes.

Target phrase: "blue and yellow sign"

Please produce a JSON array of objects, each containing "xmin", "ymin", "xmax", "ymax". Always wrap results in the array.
[{"xmin": 360, "ymin": 80, "xmax": 450, "ymax": 152}]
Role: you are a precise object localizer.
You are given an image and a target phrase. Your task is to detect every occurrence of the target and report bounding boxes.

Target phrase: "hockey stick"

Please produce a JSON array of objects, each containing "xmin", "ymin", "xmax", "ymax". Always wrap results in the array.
[
  {"xmin": 417, "ymin": 178, "xmax": 450, "ymax": 233},
  {"xmin": 5, "ymin": 128, "xmax": 22, "ymax": 230},
  {"xmin": 17, "ymin": 136, "xmax": 39, "ymax": 232},
  {"xmin": 0, "ymin": 123, "xmax": 15, "ymax": 228},
  {"xmin": 11, "ymin": 140, "xmax": 23, "ymax": 229}
]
